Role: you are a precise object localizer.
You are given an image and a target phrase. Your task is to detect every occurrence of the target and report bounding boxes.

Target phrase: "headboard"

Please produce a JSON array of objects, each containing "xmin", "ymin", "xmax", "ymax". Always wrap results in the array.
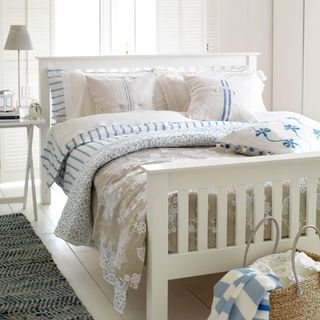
[{"xmin": 37, "ymin": 53, "xmax": 259, "ymax": 204}]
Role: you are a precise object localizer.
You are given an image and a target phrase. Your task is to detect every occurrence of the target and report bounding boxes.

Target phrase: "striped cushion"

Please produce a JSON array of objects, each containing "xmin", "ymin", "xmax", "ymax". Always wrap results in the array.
[
  {"xmin": 86, "ymin": 74, "xmax": 156, "ymax": 114},
  {"xmin": 185, "ymin": 73, "xmax": 265, "ymax": 122},
  {"xmin": 48, "ymin": 69, "xmax": 155, "ymax": 124},
  {"xmin": 48, "ymin": 69, "xmax": 67, "ymax": 123}
]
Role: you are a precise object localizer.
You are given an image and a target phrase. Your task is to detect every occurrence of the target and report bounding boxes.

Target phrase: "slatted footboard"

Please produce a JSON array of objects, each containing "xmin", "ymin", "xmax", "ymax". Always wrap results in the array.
[{"xmin": 142, "ymin": 152, "xmax": 320, "ymax": 320}]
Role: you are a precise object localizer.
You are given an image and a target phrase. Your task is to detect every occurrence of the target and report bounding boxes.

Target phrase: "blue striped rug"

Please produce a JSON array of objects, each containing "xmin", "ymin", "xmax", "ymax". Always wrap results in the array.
[{"xmin": 0, "ymin": 213, "xmax": 93, "ymax": 319}]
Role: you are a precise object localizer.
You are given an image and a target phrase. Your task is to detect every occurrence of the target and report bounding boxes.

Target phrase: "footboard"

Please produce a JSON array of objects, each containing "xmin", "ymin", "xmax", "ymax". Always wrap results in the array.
[{"xmin": 142, "ymin": 152, "xmax": 320, "ymax": 320}]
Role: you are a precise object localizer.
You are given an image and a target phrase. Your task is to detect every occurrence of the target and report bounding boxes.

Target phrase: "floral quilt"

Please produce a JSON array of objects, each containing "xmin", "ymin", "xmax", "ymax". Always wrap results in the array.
[{"xmin": 42, "ymin": 115, "xmax": 320, "ymax": 313}]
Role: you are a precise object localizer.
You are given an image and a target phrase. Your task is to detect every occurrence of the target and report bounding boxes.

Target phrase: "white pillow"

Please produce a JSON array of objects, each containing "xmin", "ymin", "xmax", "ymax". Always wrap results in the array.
[
  {"xmin": 62, "ymin": 71, "xmax": 95, "ymax": 120},
  {"xmin": 158, "ymin": 71, "xmax": 266, "ymax": 117},
  {"xmin": 157, "ymin": 76, "xmax": 190, "ymax": 112},
  {"xmin": 153, "ymin": 78, "xmax": 169, "ymax": 111},
  {"xmin": 86, "ymin": 74, "xmax": 156, "ymax": 114},
  {"xmin": 219, "ymin": 113, "xmax": 320, "ymax": 155},
  {"xmin": 62, "ymin": 71, "xmax": 160, "ymax": 120},
  {"xmin": 185, "ymin": 74, "xmax": 264, "ymax": 122}
]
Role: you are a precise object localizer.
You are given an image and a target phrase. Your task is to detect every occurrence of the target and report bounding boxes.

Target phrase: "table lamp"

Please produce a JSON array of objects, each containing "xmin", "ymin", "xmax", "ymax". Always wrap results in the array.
[{"xmin": 4, "ymin": 25, "xmax": 33, "ymax": 109}]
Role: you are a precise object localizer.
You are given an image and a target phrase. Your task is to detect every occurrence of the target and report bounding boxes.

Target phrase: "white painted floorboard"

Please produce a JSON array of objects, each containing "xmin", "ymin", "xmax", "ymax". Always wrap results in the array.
[{"xmin": 0, "ymin": 182, "xmax": 217, "ymax": 320}]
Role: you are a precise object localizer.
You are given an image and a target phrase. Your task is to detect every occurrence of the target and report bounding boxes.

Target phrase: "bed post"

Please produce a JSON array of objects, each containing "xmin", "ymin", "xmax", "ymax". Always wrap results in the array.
[
  {"xmin": 38, "ymin": 58, "xmax": 51, "ymax": 204},
  {"xmin": 146, "ymin": 172, "xmax": 169, "ymax": 320},
  {"xmin": 247, "ymin": 53, "xmax": 258, "ymax": 71}
]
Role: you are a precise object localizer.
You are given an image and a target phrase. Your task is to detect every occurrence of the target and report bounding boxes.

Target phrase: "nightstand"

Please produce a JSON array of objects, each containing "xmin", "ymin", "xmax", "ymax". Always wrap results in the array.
[{"xmin": 0, "ymin": 118, "xmax": 45, "ymax": 221}]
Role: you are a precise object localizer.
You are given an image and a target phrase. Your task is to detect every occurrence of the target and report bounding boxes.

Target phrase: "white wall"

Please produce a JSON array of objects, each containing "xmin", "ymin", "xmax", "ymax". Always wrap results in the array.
[
  {"xmin": 273, "ymin": 0, "xmax": 320, "ymax": 121},
  {"xmin": 303, "ymin": 0, "xmax": 320, "ymax": 121},
  {"xmin": 273, "ymin": 0, "xmax": 304, "ymax": 114},
  {"xmin": 0, "ymin": 0, "xmax": 4, "ymax": 90},
  {"xmin": 219, "ymin": 0, "xmax": 273, "ymax": 109}
]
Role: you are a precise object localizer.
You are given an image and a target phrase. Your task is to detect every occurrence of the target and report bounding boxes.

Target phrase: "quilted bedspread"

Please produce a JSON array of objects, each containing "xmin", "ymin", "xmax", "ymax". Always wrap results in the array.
[{"xmin": 42, "ymin": 111, "xmax": 320, "ymax": 313}]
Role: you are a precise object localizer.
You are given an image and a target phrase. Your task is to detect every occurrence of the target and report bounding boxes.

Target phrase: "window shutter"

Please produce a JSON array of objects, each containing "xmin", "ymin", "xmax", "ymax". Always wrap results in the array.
[
  {"xmin": 0, "ymin": 127, "xmax": 40, "ymax": 182},
  {"xmin": 0, "ymin": 0, "xmax": 52, "ymax": 182},
  {"xmin": 157, "ymin": 0, "xmax": 207, "ymax": 54},
  {"xmin": 207, "ymin": 0, "xmax": 220, "ymax": 52}
]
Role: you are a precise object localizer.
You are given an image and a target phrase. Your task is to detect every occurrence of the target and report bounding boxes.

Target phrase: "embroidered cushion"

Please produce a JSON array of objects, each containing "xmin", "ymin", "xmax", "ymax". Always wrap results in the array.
[
  {"xmin": 219, "ymin": 112, "xmax": 320, "ymax": 155},
  {"xmin": 86, "ymin": 74, "xmax": 156, "ymax": 114},
  {"xmin": 185, "ymin": 72, "xmax": 266, "ymax": 122},
  {"xmin": 48, "ymin": 69, "xmax": 158, "ymax": 123}
]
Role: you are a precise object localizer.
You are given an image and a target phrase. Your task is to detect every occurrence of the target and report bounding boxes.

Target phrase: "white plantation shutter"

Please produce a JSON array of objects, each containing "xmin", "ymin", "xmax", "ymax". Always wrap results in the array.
[
  {"xmin": 0, "ymin": 0, "xmax": 219, "ymax": 181},
  {"xmin": 157, "ymin": 0, "xmax": 208, "ymax": 54},
  {"xmin": 207, "ymin": 0, "xmax": 220, "ymax": 52},
  {"xmin": 0, "ymin": 128, "xmax": 40, "ymax": 182},
  {"xmin": 0, "ymin": 0, "xmax": 52, "ymax": 182}
]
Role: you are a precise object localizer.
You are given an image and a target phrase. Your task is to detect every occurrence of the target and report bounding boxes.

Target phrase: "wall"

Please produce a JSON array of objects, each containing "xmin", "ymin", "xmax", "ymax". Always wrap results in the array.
[
  {"xmin": 302, "ymin": 0, "xmax": 320, "ymax": 121},
  {"xmin": 219, "ymin": 0, "xmax": 273, "ymax": 109},
  {"xmin": 273, "ymin": 0, "xmax": 304, "ymax": 114},
  {"xmin": 273, "ymin": 0, "xmax": 320, "ymax": 121},
  {"xmin": 0, "ymin": 0, "xmax": 4, "ymax": 90}
]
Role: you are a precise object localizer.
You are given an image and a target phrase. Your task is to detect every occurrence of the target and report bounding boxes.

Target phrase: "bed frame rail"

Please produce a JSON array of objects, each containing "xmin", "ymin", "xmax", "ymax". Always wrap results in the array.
[{"xmin": 142, "ymin": 152, "xmax": 320, "ymax": 320}]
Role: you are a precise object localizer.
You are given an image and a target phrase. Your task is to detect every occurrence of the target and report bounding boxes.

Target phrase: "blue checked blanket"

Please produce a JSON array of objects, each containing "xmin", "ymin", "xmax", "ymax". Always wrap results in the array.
[{"xmin": 209, "ymin": 268, "xmax": 282, "ymax": 320}]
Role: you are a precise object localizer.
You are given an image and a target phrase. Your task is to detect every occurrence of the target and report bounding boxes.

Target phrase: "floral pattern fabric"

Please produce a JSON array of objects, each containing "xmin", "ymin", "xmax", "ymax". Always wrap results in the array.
[
  {"xmin": 46, "ymin": 118, "xmax": 320, "ymax": 314},
  {"xmin": 52, "ymin": 123, "xmax": 245, "ymax": 312},
  {"xmin": 220, "ymin": 112, "xmax": 320, "ymax": 155}
]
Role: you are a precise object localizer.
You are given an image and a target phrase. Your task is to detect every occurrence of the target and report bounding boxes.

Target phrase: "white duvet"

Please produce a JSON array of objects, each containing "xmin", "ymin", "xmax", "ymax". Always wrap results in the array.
[{"xmin": 51, "ymin": 110, "xmax": 192, "ymax": 146}]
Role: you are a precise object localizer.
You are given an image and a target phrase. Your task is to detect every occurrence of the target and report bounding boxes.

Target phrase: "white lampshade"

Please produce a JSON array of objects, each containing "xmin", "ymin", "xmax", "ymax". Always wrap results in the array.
[{"xmin": 4, "ymin": 25, "xmax": 33, "ymax": 51}]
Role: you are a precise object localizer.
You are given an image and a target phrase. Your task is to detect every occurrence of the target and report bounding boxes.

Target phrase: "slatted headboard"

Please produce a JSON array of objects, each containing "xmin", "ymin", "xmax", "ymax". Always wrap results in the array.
[{"xmin": 37, "ymin": 53, "xmax": 259, "ymax": 204}]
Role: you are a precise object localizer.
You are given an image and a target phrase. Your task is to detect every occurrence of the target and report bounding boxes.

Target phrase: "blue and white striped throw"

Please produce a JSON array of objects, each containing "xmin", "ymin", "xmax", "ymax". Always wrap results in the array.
[
  {"xmin": 208, "ymin": 268, "xmax": 282, "ymax": 320},
  {"xmin": 48, "ymin": 69, "xmax": 67, "ymax": 124},
  {"xmin": 42, "ymin": 120, "xmax": 247, "ymax": 194}
]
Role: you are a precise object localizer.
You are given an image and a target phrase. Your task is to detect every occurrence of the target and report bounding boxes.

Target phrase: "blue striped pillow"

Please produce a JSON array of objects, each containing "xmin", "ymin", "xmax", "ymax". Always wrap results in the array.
[
  {"xmin": 185, "ymin": 74, "xmax": 265, "ymax": 122},
  {"xmin": 48, "ymin": 69, "xmax": 155, "ymax": 124},
  {"xmin": 48, "ymin": 69, "xmax": 67, "ymax": 124}
]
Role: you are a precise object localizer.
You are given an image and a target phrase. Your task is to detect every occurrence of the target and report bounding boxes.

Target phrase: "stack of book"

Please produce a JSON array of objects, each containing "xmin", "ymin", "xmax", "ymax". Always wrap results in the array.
[{"xmin": 0, "ymin": 110, "xmax": 20, "ymax": 120}]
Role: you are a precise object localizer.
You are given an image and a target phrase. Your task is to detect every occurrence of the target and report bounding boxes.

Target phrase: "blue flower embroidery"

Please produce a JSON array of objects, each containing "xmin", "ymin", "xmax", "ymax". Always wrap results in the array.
[
  {"xmin": 253, "ymin": 124, "xmax": 301, "ymax": 151},
  {"xmin": 255, "ymin": 128, "xmax": 271, "ymax": 137},
  {"xmin": 283, "ymin": 139, "xmax": 299, "ymax": 149},
  {"xmin": 314, "ymin": 129, "xmax": 320, "ymax": 140},
  {"xmin": 284, "ymin": 124, "xmax": 300, "ymax": 134}
]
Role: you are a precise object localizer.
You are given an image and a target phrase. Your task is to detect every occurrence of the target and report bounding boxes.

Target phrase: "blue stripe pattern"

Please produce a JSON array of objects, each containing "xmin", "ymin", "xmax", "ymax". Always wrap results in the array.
[
  {"xmin": 220, "ymin": 79, "xmax": 233, "ymax": 121},
  {"xmin": 225, "ymin": 80, "xmax": 232, "ymax": 121},
  {"xmin": 48, "ymin": 69, "xmax": 154, "ymax": 124},
  {"xmin": 48, "ymin": 69, "xmax": 67, "ymax": 124},
  {"xmin": 122, "ymin": 79, "xmax": 135, "ymax": 111},
  {"xmin": 221, "ymin": 80, "xmax": 227, "ymax": 121},
  {"xmin": 42, "ymin": 120, "xmax": 246, "ymax": 194},
  {"xmin": 210, "ymin": 268, "xmax": 282, "ymax": 320}
]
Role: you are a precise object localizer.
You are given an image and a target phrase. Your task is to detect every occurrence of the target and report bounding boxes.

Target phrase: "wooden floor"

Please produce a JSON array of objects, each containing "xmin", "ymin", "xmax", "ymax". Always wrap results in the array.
[{"xmin": 0, "ymin": 181, "xmax": 224, "ymax": 320}]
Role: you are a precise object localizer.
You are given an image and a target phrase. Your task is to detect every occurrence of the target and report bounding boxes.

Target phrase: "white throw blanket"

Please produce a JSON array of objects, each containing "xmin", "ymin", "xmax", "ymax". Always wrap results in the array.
[
  {"xmin": 250, "ymin": 250, "xmax": 320, "ymax": 287},
  {"xmin": 208, "ymin": 268, "xmax": 282, "ymax": 320}
]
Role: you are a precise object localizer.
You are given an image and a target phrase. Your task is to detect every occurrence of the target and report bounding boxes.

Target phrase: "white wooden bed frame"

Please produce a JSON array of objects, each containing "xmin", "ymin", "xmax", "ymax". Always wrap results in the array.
[{"xmin": 38, "ymin": 53, "xmax": 320, "ymax": 320}]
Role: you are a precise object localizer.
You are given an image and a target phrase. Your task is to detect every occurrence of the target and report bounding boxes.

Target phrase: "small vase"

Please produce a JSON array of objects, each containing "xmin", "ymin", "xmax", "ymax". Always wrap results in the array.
[{"xmin": 20, "ymin": 86, "xmax": 32, "ymax": 119}]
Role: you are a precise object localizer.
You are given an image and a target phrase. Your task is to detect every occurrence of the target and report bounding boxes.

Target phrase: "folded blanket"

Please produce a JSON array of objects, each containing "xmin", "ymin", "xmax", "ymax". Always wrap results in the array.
[{"xmin": 208, "ymin": 268, "xmax": 282, "ymax": 320}]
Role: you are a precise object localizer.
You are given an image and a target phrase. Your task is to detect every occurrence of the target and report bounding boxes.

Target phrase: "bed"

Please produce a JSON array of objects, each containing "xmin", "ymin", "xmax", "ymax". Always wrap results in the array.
[{"xmin": 38, "ymin": 53, "xmax": 320, "ymax": 320}]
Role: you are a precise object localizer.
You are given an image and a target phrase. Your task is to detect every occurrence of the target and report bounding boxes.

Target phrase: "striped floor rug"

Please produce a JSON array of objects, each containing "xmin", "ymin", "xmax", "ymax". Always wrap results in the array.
[{"xmin": 0, "ymin": 213, "xmax": 93, "ymax": 319}]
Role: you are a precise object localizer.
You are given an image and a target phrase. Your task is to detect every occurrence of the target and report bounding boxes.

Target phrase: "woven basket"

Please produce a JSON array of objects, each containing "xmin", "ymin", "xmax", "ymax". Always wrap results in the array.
[
  {"xmin": 269, "ymin": 249, "xmax": 320, "ymax": 320},
  {"xmin": 244, "ymin": 218, "xmax": 320, "ymax": 320}
]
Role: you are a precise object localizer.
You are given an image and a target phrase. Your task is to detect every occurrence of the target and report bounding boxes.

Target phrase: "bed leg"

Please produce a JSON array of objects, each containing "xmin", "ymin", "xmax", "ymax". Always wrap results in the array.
[
  {"xmin": 40, "ymin": 125, "xmax": 51, "ymax": 204},
  {"xmin": 147, "ymin": 267, "xmax": 168, "ymax": 320},
  {"xmin": 146, "ymin": 173, "xmax": 169, "ymax": 320}
]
